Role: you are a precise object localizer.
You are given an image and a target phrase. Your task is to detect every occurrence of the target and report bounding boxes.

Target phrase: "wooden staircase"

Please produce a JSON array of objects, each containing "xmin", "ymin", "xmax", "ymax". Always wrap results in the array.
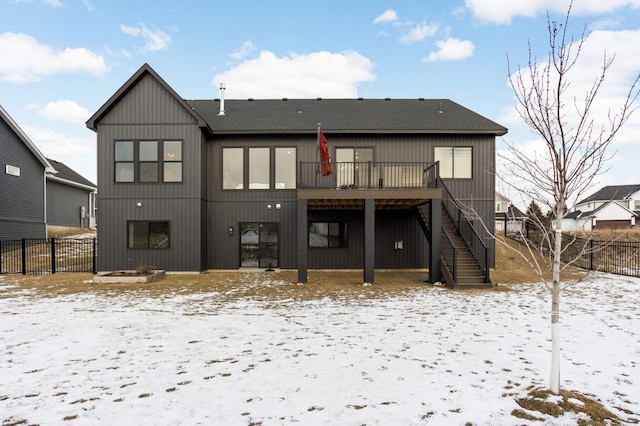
[
  {"xmin": 440, "ymin": 209, "xmax": 491, "ymax": 289},
  {"xmin": 415, "ymin": 205, "xmax": 491, "ymax": 289}
]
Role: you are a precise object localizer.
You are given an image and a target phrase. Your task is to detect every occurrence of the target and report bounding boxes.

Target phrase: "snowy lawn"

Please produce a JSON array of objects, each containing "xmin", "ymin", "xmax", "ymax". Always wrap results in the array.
[{"xmin": 0, "ymin": 272, "xmax": 638, "ymax": 425}]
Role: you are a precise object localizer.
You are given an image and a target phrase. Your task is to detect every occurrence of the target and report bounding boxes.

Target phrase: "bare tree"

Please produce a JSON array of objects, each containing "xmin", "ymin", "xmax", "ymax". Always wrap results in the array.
[{"xmin": 502, "ymin": 3, "xmax": 640, "ymax": 394}]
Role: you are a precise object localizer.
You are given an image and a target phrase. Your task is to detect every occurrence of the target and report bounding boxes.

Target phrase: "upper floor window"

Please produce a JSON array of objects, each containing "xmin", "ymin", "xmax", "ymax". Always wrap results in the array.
[
  {"xmin": 634, "ymin": 200, "xmax": 640, "ymax": 210},
  {"xmin": 115, "ymin": 140, "xmax": 182, "ymax": 183},
  {"xmin": 336, "ymin": 147, "xmax": 374, "ymax": 188},
  {"xmin": 223, "ymin": 146, "xmax": 296, "ymax": 190},
  {"xmin": 434, "ymin": 147, "xmax": 472, "ymax": 179}
]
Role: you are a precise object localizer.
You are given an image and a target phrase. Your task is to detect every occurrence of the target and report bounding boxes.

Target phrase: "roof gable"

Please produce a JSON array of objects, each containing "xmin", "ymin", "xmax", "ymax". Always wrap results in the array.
[
  {"xmin": 86, "ymin": 63, "xmax": 210, "ymax": 133},
  {"xmin": 0, "ymin": 104, "xmax": 56, "ymax": 173}
]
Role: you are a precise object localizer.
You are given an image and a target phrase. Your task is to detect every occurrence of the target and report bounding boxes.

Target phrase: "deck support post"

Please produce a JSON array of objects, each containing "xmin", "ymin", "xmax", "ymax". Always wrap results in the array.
[
  {"xmin": 429, "ymin": 198, "xmax": 442, "ymax": 283},
  {"xmin": 296, "ymin": 199, "xmax": 308, "ymax": 284},
  {"xmin": 364, "ymin": 198, "xmax": 375, "ymax": 284}
]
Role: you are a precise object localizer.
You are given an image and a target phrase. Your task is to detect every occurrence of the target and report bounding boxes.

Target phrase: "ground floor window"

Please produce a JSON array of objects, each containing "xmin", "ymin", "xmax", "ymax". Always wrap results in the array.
[
  {"xmin": 308, "ymin": 222, "xmax": 348, "ymax": 248},
  {"xmin": 127, "ymin": 221, "xmax": 170, "ymax": 249}
]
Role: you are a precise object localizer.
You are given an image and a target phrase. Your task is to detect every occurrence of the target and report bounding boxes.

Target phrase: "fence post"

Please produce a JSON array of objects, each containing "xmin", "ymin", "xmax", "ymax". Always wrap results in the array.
[
  {"xmin": 92, "ymin": 238, "xmax": 97, "ymax": 274},
  {"xmin": 51, "ymin": 238, "xmax": 56, "ymax": 274},
  {"xmin": 589, "ymin": 239, "xmax": 594, "ymax": 271},
  {"xmin": 21, "ymin": 238, "xmax": 26, "ymax": 275}
]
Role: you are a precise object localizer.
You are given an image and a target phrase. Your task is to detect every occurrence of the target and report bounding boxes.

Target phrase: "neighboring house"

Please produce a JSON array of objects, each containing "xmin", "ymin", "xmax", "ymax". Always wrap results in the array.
[
  {"xmin": 0, "ymin": 105, "xmax": 96, "ymax": 240},
  {"xmin": 1, "ymin": 105, "xmax": 53, "ymax": 240},
  {"xmin": 495, "ymin": 192, "xmax": 527, "ymax": 234},
  {"xmin": 46, "ymin": 158, "xmax": 97, "ymax": 236},
  {"xmin": 559, "ymin": 184, "xmax": 640, "ymax": 231},
  {"xmin": 86, "ymin": 63, "xmax": 507, "ymax": 286}
]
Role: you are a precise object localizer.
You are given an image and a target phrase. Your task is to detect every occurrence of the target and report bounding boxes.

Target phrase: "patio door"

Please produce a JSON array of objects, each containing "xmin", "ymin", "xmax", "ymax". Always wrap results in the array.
[
  {"xmin": 336, "ymin": 147, "xmax": 374, "ymax": 188},
  {"xmin": 240, "ymin": 222, "xmax": 279, "ymax": 268}
]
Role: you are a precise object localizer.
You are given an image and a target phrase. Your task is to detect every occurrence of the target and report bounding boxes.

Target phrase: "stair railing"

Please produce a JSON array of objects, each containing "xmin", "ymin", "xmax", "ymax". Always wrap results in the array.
[
  {"xmin": 441, "ymin": 226, "xmax": 457, "ymax": 282},
  {"xmin": 437, "ymin": 177, "xmax": 490, "ymax": 283}
]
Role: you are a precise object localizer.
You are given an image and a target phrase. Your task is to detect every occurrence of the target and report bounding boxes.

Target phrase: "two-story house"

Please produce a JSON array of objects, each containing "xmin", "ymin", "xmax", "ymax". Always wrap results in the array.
[
  {"xmin": 560, "ymin": 184, "xmax": 640, "ymax": 231},
  {"xmin": 1, "ymin": 105, "xmax": 97, "ymax": 240},
  {"xmin": 87, "ymin": 63, "xmax": 507, "ymax": 287},
  {"xmin": 495, "ymin": 192, "xmax": 527, "ymax": 234}
]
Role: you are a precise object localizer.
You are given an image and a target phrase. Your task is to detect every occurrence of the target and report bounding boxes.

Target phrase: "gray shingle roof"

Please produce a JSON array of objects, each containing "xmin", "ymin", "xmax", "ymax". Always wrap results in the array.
[
  {"xmin": 578, "ymin": 184, "xmax": 640, "ymax": 204},
  {"xmin": 46, "ymin": 158, "xmax": 96, "ymax": 188},
  {"xmin": 189, "ymin": 98, "xmax": 508, "ymax": 135},
  {"xmin": 87, "ymin": 63, "xmax": 507, "ymax": 137}
]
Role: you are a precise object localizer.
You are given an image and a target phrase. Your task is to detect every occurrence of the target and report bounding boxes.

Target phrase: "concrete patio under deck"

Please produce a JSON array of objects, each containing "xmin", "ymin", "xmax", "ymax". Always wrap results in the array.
[{"xmin": 296, "ymin": 187, "xmax": 443, "ymax": 285}]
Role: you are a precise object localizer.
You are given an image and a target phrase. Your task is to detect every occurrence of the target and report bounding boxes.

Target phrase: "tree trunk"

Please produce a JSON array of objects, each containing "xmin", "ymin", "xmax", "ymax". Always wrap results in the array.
[{"xmin": 550, "ymin": 228, "xmax": 562, "ymax": 393}]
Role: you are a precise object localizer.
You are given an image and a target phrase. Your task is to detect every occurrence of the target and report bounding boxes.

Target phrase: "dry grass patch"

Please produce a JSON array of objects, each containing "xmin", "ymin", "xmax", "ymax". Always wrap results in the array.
[
  {"xmin": 493, "ymin": 237, "xmax": 588, "ymax": 285},
  {"xmin": 0, "ymin": 236, "xmax": 589, "ymax": 302},
  {"xmin": 514, "ymin": 387, "xmax": 628, "ymax": 425}
]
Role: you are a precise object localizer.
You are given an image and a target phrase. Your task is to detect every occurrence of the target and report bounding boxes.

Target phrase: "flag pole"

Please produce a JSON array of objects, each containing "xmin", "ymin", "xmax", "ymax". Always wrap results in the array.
[{"xmin": 316, "ymin": 123, "xmax": 321, "ymax": 181}]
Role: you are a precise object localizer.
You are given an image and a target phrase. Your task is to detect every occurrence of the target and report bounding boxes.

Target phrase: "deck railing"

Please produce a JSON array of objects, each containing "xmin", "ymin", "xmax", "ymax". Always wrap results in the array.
[{"xmin": 298, "ymin": 161, "xmax": 439, "ymax": 190}]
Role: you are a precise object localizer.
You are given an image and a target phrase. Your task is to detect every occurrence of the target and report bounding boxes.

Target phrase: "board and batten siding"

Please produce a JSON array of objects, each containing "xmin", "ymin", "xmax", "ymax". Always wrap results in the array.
[
  {"xmin": 94, "ymin": 73, "xmax": 206, "ymax": 271},
  {"xmin": 435, "ymin": 134, "xmax": 496, "ymax": 268},
  {"xmin": 206, "ymin": 132, "xmax": 493, "ymax": 269},
  {"xmin": 0, "ymin": 116, "xmax": 47, "ymax": 240}
]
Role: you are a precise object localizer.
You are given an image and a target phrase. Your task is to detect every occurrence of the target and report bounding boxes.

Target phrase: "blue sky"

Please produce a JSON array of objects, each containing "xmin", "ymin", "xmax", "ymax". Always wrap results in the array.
[{"xmin": 1, "ymin": 0, "xmax": 639, "ymax": 206}]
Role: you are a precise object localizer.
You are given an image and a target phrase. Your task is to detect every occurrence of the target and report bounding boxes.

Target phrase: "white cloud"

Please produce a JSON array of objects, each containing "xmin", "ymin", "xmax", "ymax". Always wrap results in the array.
[
  {"xmin": 229, "ymin": 40, "xmax": 256, "ymax": 60},
  {"xmin": 21, "ymin": 125, "xmax": 95, "ymax": 158},
  {"xmin": 400, "ymin": 21, "xmax": 439, "ymax": 44},
  {"xmin": 39, "ymin": 100, "xmax": 91, "ymax": 124},
  {"xmin": 212, "ymin": 50, "xmax": 376, "ymax": 99},
  {"xmin": 465, "ymin": 0, "xmax": 640, "ymax": 25},
  {"xmin": 120, "ymin": 23, "xmax": 171, "ymax": 52},
  {"xmin": 0, "ymin": 32, "xmax": 107, "ymax": 83},
  {"xmin": 423, "ymin": 38, "xmax": 475, "ymax": 62},
  {"xmin": 373, "ymin": 9, "xmax": 398, "ymax": 24}
]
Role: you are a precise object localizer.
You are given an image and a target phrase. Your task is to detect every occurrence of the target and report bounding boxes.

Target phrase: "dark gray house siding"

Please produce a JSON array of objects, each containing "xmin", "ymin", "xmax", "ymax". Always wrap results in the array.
[
  {"xmin": 88, "ymin": 63, "xmax": 506, "ymax": 282},
  {"xmin": 91, "ymin": 72, "xmax": 207, "ymax": 272},
  {"xmin": 0, "ymin": 107, "xmax": 48, "ymax": 240}
]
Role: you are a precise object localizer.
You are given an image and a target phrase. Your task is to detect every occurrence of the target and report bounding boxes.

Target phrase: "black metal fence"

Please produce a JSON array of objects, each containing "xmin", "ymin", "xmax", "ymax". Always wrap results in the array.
[
  {"xmin": 516, "ymin": 225, "xmax": 640, "ymax": 278},
  {"xmin": 0, "ymin": 238, "xmax": 97, "ymax": 275}
]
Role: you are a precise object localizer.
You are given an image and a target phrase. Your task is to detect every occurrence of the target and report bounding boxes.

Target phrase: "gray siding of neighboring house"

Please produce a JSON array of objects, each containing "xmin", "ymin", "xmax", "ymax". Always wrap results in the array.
[
  {"xmin": 95, "ymin": 73, "xmax": 205, "ymax": 271},
  {"xmin": 206, "ymin": 133, "xmax": 493, "ymax": 270},
  {"xmin": 46, "ymin": 180, "xmax": 91, "ymax": 228},
  {"xmin": 0, "ymin": 117, "xmax": 46, "ymax": 240}
]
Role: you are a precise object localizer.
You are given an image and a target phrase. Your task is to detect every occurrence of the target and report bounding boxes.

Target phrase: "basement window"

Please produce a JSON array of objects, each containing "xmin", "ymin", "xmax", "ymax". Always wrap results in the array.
[
  {"xmin": 308, "ymin": 222, "xmax": 348, "ymax": 248},
  {"xmin": 127, "ymin": 221, "xmax": 170, "ymax": 249}
]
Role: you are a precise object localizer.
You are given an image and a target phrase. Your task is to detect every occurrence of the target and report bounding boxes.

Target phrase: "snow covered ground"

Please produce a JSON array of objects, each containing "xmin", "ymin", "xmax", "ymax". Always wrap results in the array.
[{"xmin": 1, "ymin": 273, "xmax": 638, "ymax": 425}]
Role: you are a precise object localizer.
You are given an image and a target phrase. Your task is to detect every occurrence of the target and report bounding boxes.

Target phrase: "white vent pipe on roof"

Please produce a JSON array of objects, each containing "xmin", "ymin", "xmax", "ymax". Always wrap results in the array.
[{"xmin": 218, "ymin": 83, "xmax": 226, "ymax": 116}]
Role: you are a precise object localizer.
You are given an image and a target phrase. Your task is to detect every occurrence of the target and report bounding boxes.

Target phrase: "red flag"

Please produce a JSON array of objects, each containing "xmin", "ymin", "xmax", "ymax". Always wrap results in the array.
[{"xmin": 318, "ymin": 129, "xmax": 333, "ymax": 176}]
